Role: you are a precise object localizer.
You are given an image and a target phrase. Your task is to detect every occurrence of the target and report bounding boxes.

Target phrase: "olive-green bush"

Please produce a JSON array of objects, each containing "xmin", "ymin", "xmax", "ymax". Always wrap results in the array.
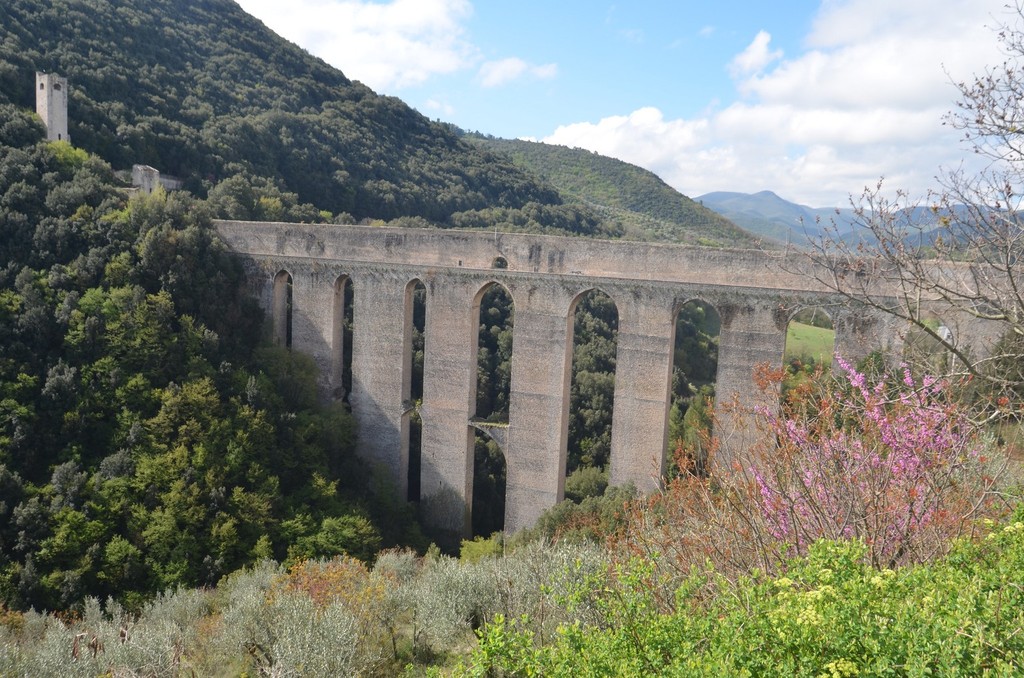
[{"xmin": 468, "ymin": 510, "xmax": 1024, "ymax": 677}]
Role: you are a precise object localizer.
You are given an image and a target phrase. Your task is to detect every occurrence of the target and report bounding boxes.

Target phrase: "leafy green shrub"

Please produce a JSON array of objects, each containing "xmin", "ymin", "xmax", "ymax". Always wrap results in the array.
[
  {"xmin": 563, "ymin": 465, "xmax": 608, "ymax": 503},
  {"xmin": 460, "ymin": 533, "xmax": 503, "ymax": 563},
  {"xmin": 370, "ymin": 541, "xmax": 610, "ymax": 667},
  {"xmin": 470, "ymin": 513, "xmax": 1024, "ymax": 676},
  {"xmin": 511, "ymin": 483, "xmax": 634, "ymax": 546}
]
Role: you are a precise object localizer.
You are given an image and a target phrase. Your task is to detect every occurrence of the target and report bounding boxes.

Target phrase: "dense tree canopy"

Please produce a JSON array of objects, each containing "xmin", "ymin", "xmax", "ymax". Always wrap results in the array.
[
  {"xmin": 0, "ymin": 0, "xmax": 609, "ymax": 232},
  {"xmin": 0, "ymin": 120, "xmax": 421, "ymax": 613}
]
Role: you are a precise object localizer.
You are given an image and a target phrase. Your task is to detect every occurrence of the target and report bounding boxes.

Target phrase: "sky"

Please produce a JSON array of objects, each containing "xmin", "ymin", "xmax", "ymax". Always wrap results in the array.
[{"xmin": 233, "ymin": 0, "xmax": 1012, "ymax": 207}]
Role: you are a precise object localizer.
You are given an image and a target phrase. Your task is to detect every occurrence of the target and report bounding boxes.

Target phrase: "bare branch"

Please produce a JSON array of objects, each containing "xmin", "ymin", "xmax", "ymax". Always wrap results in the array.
[{"xmin": 787, "ymin": 2, "xmax": 1024, "ymax": 405}]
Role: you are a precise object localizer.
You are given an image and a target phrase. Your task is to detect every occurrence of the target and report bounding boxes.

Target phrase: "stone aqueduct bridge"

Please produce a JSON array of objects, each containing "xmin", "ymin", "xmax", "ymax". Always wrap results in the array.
[{"xmin": 215, "ymin": 220, "xmax": 893, "ymax": 540}]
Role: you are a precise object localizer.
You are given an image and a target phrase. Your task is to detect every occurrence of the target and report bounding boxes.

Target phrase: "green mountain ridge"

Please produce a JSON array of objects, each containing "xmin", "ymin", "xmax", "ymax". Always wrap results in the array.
[
  {"xmin": 467, "ymin": 136, "xmax": 763, "ymax": 247},
  {"xmin": 0, "ymin": 0, "xmax": 762, "ymax": 246},
  {"xmin": 0, "ymin": 0, "xmax": 612, "ymax": 236}
]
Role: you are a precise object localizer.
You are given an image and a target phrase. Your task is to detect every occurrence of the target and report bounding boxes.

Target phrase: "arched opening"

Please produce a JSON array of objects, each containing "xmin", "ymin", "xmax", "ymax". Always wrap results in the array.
[
  {"xmin": 331, "ymin": 275, "xmax": 350, "ymax": 400},
  {"xmin": 404, "ymin": 279, "xmax": 426, "ymax": 502},
  {"xmin": 667, "ymin": 300, "xmax": 721, "ymax": 477},
  {"xmin": 474, "ymin": 283, "xmax": 514, "ymax": 422},
  {"xmin": 491, "ymin": 256, "xmax": 509, "ymax": 269},
  {"xmin": 565, "ymin": 289, "xmax": 618, "ymax": 501},
  {"xmin": 471, "ymin": 430, "xmax": 506, "ymax": 537},
  {"xmin": 470, "ymin": 282, "xmax": 514, "ymax": 535},
  {"xmin": 340, "ymin": 278, "xmax": 354, "ymax": 400},
  {"xmin": 784, "ymin": 306, "xmax": 836, "ymax": 392},
  {"xmin": 272, "ymin": 270, "xmax": 292, "ymax": 348}
]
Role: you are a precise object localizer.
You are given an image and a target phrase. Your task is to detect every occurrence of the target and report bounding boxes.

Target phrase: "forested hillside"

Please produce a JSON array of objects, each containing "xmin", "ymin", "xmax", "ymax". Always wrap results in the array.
[
  {"xmin": 0, "ymin": 0, "xmax": 613, "ymax": 236},
  {"xmin": 0, "ymin": 108, "xmax": 424, "ymax": 612},
  {"xmin": 468, "ymin": 135, "xmax": 761, "ymax": 247},
  {"xmin": 0, "ymin": 0, "xmax": 731, "ymax": 614}
]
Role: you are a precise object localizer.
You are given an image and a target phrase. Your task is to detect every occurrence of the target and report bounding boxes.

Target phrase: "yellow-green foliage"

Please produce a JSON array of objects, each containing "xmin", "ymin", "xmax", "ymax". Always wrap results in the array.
[
  {"xmin": 460, "ymin": 534, "xmax": 503, "ymax": 563},
  {"xmin": 47, "ymin": 140, "xmax": 88, "ymax": 170},
  {"xmin": 469, "ymin": 511, "xmax": 1024, "ymax": 676}
]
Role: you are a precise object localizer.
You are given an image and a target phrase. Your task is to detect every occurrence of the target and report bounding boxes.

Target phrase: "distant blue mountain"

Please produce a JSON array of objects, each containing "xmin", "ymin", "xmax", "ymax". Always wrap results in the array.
[
  {"xmin": 696, "ymin": 190, "xmax": 860, "ymax": 244},
  {"xmin": 697, "ymin": 190, "xmax": 981, "ymax": 248}
]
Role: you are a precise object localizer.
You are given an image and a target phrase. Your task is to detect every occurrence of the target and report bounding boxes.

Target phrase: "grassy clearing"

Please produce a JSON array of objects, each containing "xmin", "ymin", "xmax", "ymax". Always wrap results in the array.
[{"xmin": 785, "ymin": 321, "xmax": 835, "ymax": 364}]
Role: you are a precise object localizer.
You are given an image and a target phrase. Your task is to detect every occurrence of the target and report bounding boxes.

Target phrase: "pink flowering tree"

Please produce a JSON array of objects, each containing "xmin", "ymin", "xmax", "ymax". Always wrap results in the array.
[{"xmin": 750, "ymin": 356, "xmax": 1001, "ymax": 567}]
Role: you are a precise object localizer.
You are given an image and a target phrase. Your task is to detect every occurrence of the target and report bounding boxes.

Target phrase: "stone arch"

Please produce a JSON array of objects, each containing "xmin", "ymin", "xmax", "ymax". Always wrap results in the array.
[
  {"xmin": 564, "ymin": 287, "xmax": 619, "ymax": 497},
  {"xmin": 403, "ymin": 278, "xmax": 427, "ymax": 502},
  {"xmin": 783, "ymin": 304, "xmax": 837, "ymax": 388},
  {"xmin": 272, "ymin": 269, "xmax": 292, "ymax": 347},
  {"xmin": 667, "ymin": 297, "xmax": 721, "ymax": 477},
  {"xmin": 331, "ymin": 275, "xmax": 351, "ymax": 399},
  {"xmin": 491, "ymin": 256, "xmax": 509, "ymax": 269},
  {"xmin": 404, "ymin": 278, "xmax": 427, "ymax": 404},
  {"xmin": 566, "ymin": 286, "xmax": 622, "ymax": 346},
  {"xmin": 787, "ymin": 304, "xmax": 836, "ymax": 328}
]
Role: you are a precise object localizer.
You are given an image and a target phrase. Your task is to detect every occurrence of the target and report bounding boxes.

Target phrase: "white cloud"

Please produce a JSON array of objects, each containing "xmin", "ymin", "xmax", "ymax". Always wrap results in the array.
[
  {"xmin": 234, "ymin": 0, "xmax": 476, "ymax": 91},
  {"xmin": 479, "ymin": 58, "xmax": 558, "ymax": 88},
  {"xmin": 728, "ymin": 30, "xmax": 782, "ymax": 77},
  {"xmin": 479, "ymin": 58, "xmax": 528, "ymax": 87},
  {"xmin": 543, "ymin": 0, "xmax": 1007, "ymax": 206},
  {"xmin": 742, "ymin": 0, "xmax": 1005, "ymax": 109},
  {"xmin": 234, "ymin": 0, "xmax": 1012, "ymax": 206}
]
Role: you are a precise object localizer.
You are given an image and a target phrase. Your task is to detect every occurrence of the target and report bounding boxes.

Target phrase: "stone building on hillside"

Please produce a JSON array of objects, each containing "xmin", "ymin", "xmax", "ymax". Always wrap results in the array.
[
  {"xmin": 131, "ymin": 164, "xmax": 185, "ymax": 194},
  {"xmin": 35, "ymin": 72, "xmax": 69, "ymax": 142}
]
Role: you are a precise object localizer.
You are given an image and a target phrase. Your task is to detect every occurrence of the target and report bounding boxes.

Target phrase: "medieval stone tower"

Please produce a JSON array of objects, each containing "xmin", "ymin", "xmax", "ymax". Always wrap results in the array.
[{"xmin": 35, "ymin": 72, "xmax": 69, "ymax": 142}]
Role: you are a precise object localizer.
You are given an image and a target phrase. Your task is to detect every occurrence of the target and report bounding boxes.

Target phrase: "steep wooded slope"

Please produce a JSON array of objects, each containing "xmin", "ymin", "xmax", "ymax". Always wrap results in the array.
[{"xmin": 0, "ymin": 0, "xmax": 609, "ymax": 234}]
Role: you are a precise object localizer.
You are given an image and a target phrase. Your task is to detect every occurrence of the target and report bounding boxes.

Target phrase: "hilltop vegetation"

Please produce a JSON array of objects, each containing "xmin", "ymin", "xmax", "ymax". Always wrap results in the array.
[
  {"xmin": 469, "ymin": 136, "xmax": 761, "ymax": 247},
  {"xmin": 0, "ymin": 0, "xmax": 614, "ymax": 236}
]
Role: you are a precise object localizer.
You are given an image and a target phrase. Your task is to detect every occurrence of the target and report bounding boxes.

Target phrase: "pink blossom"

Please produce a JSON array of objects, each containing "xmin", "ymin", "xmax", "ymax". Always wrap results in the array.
[{"xmin": 751, "ymin": 355, "xmax": 985, "ymax": 566}]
